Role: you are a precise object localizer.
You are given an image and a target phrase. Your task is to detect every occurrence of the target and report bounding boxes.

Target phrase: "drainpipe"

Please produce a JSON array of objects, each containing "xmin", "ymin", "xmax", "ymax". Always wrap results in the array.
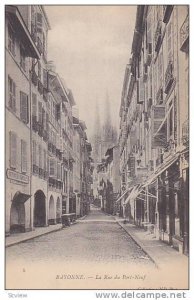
[{"xmin": 29, "ymin": 67, "xmax": 33, "ymax": 231}]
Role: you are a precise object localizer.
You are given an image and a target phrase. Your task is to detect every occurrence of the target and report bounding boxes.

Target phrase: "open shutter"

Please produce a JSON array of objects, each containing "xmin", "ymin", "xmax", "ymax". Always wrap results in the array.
[
  {"xmin": 20, "ymin": 92, "xmax": 28, "ymax": 124},
  {"xmin": 10, "ymin": 131, "xmax": 17, "ymax": 169},
  {"xmin": 38, "ymin": 101, "xmax": 42, "ymax": 123},
  {"xmin": 32, "ymin": 93, "xmax": 37, "ymax": 116},
  {"xmin": 21, "ymin": 139, "xmax": 27, "ymax": 173},
  {"xmin": 36, "ymin": 13, "xmax": 43, "ymax": 33}
]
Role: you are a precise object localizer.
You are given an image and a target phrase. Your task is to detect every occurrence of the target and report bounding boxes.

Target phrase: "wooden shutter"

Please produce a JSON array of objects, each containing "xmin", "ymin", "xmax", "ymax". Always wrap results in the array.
[
  {"xmin": 8, "ymin": 76, "xmax": 16, "ymax": 111},
  {"xmin": 20, "ymin": 92, "xmax": 28, "ymax": 124},
  {"xmin": 36, "ymin": 13, "xmax": 43, "ymax": 33},
  {"xmin": 32, "ymin": 93, "xmax": 37, "ymax": 116},
  {"xmin": 10, "ymin": 131, "xmax": 17, "ymax": 169},
  {"xmin": 50, "ymin": 158, "xmax": 55, "ymax": 177},
  {"xmin": 21, "ymin": 139, "xmax": 27, "ymax": 173},
  {"xmin": 39, "ymin": 145, "xmax": 42, "ymax": 169}
]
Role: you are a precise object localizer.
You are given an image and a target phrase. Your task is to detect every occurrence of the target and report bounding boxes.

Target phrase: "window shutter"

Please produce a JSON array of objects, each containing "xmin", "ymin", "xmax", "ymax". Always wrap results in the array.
[
  {"xmin": 50, "ymin": 158, "xmax": 55, "ymax": 177},
  {"xmin": 32, "ymin": 93, "xmax": 37, "ymax": 116},
  {"xmin": 21, "ymin": 139, "xmax": 27, "ymax": 173},
  {"xmin": 10, "ymin": 131, "xmax": 17, "ymax": 169},
  {"xmin": 36, "ymin": 13, "xmax": 43, "ymax": 33},
  {"xmin": 20, "ymin": 92, "xmax": 29, "ymax": 124},
  {"xmin": 39, "ymin": 145, "xmax": 42, "ymax": 169}
]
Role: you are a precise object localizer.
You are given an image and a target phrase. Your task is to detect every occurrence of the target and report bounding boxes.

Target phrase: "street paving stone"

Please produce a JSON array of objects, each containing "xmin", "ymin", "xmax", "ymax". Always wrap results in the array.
[{"xmin": 6, "ymin": 209, "xmax": 155, "ymax": 268}]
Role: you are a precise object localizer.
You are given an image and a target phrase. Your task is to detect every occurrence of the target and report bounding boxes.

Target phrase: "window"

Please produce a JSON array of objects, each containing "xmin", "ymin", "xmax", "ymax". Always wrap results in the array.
[
  {"xmin": 57, "ymin": 163, "xmax": 61, "ymax": 180},
  {"xmin": 8, "ymin": 25, "xmax": 15, "ymax": 55},
  {"xmin": 49, "ymin": 158, "xmax": 56, "ymax": 177},
  {"xmin": 39, "ymin": 145, "xmax": 42, "ymax": 169},
  {"xmin": 8, "ymin": 76, "xmax": 16, "ymax": 112},
  {"xmin": 20, "ymin": 92, "xmax": 29, "ymax": 124},
  {"xmin": 21, "ymin": 140, "xmax": 27, "ymax": 173},
  {"xmin": 20, "ymin": 44, "xmax": 26, "ymax": 71},
  {"xmin": 32, "ymin": 93, "xmax": 37, "ymax": 116},
  {"xmin": 43, "ymin": 150, "xmax": 47, "ymax": 171},
  {"xmin": 36, "ymin": 12, "xmax": 43, "ymax": 33},
  {"xmin": 10, "ymin": 131, "xmax": 17, "ymax": 169}
]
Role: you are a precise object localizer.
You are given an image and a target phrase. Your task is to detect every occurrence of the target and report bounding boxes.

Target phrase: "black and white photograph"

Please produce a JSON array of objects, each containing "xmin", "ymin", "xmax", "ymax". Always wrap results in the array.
[{"xmin": 4, "ymin": 4, "xmax": 189, "ymax": 291}]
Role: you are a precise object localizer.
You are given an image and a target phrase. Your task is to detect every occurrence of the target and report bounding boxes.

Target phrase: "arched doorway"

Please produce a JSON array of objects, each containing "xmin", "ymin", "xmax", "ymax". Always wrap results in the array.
[
  {"xmin": 49, "ymin": 195, "xmax": 56, "ymax": 225},
  {"xmin": 56, "ymin": 197, "xmax": 61, "ymax": 223},
  {"xmin": 10, "ymin": 200, "xmax": 25, "ymax": 233},
  {"xmin": 34, "ymin": 190, "xmax": 46, "ymax": 227}
]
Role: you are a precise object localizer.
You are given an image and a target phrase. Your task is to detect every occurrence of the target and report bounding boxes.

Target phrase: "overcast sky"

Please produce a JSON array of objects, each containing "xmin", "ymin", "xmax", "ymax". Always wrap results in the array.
[{"xmin": 44, "ymin": 5, "xmax": 136, "ymax": 138}]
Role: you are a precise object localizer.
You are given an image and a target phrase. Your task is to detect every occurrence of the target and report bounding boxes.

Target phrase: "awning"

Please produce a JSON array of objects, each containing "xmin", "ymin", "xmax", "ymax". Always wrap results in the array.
[
  {"xmin": 12, "ymin": 191, "xmax": 31, "ymax": 204},
  {"xmin": 142, "ymin": 152, "xmax": 180, "ymax": 188},
  {"xmin": 115, "ymin": 187, "xmax": 133, "ymax": 203},
  {"xmin": 124, "ymin": 185, "xmax": 141, "ymax": 205},
  {"xmin": 6, "ymin": 6, "xmax": 40, "ymax": 59}
]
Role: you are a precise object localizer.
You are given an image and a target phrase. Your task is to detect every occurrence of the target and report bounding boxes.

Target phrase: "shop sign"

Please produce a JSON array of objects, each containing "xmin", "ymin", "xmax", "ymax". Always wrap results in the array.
[{"xmin": 6, "ymin": 169, "xmax": 29, "ymax": 184}]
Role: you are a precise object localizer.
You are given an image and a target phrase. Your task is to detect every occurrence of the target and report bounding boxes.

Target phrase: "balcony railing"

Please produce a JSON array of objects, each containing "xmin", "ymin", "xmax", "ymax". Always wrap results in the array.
[
  {"xmin": 164, "ymin": 61, "xmax": 174, "ymax": 94},
  {"xmin": 163, "ymin": 5, "xmax": 173, "ymax": 23},
  {"xmin": 182, "ymin": 119, "xmax": 189, "ymax": 147},
  {"xmin": 180, "ymin": 14, "xmax": 189, "ymax": 52},
  {"xmin": 154, "ymin": 20, "xmax": 162, "ymax": 52}
]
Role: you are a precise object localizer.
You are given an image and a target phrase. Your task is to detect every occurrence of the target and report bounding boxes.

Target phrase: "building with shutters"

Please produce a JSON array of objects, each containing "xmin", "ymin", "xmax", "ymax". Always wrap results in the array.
[
  {"xmin": 5, "ymin": 5, "xmax": 41, "ymax": 234},
  {"xmin": 118, "ymin": 5, "xmax": 189, "ymax": 254},
  {"xmin": 5, "ymin": 5, "xmax": 93, "ymax": 236}
]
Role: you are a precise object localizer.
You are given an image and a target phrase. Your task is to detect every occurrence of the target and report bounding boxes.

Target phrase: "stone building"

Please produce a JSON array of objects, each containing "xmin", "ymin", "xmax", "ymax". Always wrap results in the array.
[
  {"xmin": 5, "ymin": 5, "xmax": 93, "ymax": 235},
  {"xmin": 118, "ymin": 5, "xmax": 189, "ymax": 254}
]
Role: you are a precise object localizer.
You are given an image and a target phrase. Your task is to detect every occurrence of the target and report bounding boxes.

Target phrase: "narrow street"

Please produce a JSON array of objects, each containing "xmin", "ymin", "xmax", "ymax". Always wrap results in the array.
[{"xmin": 6, "ymin": 206, "xmax": 156, "ymax": 289}]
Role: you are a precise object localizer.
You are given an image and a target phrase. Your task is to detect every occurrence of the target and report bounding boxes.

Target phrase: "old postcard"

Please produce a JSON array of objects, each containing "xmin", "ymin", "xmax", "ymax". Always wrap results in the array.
[{"xmin": 5, "ymin": 5, "xmax": 189, "ymax": 290}]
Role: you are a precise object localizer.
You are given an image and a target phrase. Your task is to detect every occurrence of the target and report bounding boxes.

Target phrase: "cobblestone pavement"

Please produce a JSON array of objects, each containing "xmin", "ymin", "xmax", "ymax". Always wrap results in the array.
[
  {"xmin": 6, "ymin": 208, "xmax": 157, "ymax": 289},
  {"xmin": 6, "ymin": 208, "xmax": 154, "ymax": 266}
]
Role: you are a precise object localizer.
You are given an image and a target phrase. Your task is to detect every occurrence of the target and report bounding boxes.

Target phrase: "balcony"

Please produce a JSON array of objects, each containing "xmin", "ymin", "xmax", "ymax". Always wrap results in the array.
[
  {"xmin": 146, "ymin": 43, "xmax": 152, "ymax": 66},
  {"xmin": 180, "ymin": 14, "xmax": 189, "ymax": 53},
  {"xmin": 164, "ymin": 61, "xmax": 174, "ymax": 94},
  {"xmin": 6, "ymin": 6, "xmax": 39, "ymax": 59},
  {"xmin": 182, "ymin": 119, "xmax": 189, "ymax": 147},
  {"xmin": 38, "ymin": 79, "xmax": 44, "ymax": 95},
  {"xmin": 154, "ymin": 20, "xmax": 162, "ymax": 52},
  {"xmin": 31, "ymin": 69, "xmax": 38, "ymax": 86},
  {"xmin": 163, "ymin": 5, "xmax": 173, "ymax": 23}
]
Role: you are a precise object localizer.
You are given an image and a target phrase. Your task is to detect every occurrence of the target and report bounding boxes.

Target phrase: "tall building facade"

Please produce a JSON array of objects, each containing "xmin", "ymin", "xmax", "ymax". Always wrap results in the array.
[
  {"xmin": 5, "ymin": 5, "xmax": 93, "ymax": 235},
  {"xmin": 118, "ymin": 5, "xmax": 189, "ymax": 254}
]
